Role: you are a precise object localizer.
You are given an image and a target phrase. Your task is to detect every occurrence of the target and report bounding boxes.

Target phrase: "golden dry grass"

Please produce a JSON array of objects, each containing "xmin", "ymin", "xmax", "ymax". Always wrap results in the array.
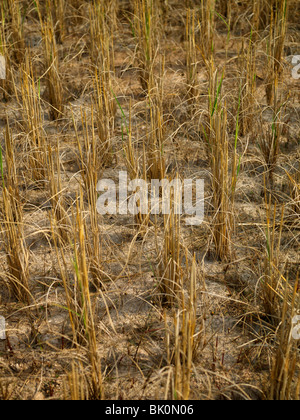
[{"xmin": 0, "ymin": 0, "xmax": 299, "ymax": 401}]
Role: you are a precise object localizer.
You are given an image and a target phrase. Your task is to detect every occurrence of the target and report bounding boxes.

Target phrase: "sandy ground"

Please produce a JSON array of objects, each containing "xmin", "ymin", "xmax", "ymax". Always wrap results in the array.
[{"xmin": 0, "ymin": 0, "xmax": 299, "ymax": 400}]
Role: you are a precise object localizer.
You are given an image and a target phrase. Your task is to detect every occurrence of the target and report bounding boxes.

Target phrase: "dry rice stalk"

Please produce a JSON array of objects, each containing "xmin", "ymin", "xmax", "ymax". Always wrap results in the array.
[
  {"xmin": 47, "ymin": 144, "xmax": 70, "ymax": 245},
  {"xmin": 54, "ymin": 193, "xmax": 104, "ymax": 399},
  {"xmin": 90, "ymin": 0, "xmax": 116, "ymax": 167},
  {"xmin": 265, "ymin": 0, "xmax": 289, "ymax": 106},
  {"xmin": 73, "ymin": 108, "xmax": 103, "ymax": 289},
  {"xmin": 0, "ymin": 123, "xmax": 30, "ymax": 304},
  {"xmin": 159, "ymin": 189, "xmax": 181, "ymax": 307},
  {"xmin": 63, "ymin": 362, "xmax": 89, "ymax": 400},
  {"xmin": 7, "ymin": 0, "xmax": 25, "ymax": 64},
  {"xmin": 258, "ymin": 98, "xmax": 285, "ymax": 186},
  {"xmin": 239, "ymin": 34, "xmax": 257, "ymax": 136},
  {"xmin": 207, "ymin": 65, "xmax": 234, "ymax": 261},
  {"xmin": 73, "ymin": 193, "xmax": 104, "ymax": 399},
  {"xmin": 20, "ymin": 54, "xmax": 47, "ymax": 184},
  {"xmin": 52, "ymin": 0, "xmax": 66, "ymax": 44},
  {"xmin": 133, "ymin": 0, "xmax": 160, "ymax": 92},
  {"xmin": 186, "ymin": 9, "xmax": 199, "ymax": 111},
  {"xmin": 166, "ymin": 256, "xmax": 205, "ymax": 400},
  {"xmin": 120, "ymin": 99, "xmax": 150, "ymax": 234},
  {"xmin": 199, "ymin": 0, "xmax": 215, "ymax": 64},
  {"xmin": 93, "ymin": 67, "xmax": 115, "ymax": 168},
  {"xmin": 262, "ymin": 195, "xmax": 285, "ymax": 322},
  {"xmin": 269, "ymin": 276, "xmax": 300, "ymax": 400},
  {"xmin": 37, "ymin": 0, "xmax": 64, "ymax": 120},
  {"xmin": 89, "ymin": 0, "xmax": 115, "ymax": 70},
  {"xmin": 147, "ymin": 65, "xmax": 166, "ymax": 181}
]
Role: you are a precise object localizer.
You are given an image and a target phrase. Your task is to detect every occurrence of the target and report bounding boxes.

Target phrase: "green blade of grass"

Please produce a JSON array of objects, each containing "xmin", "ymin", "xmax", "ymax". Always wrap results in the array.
[{"xmin": 211, "ymin": 74, "xmax": 224, "ymax": 117}]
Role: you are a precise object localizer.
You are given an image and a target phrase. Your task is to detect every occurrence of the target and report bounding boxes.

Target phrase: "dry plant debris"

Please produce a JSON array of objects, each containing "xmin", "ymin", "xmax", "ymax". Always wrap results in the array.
[{"xmin": 0, "ymin": 0, "xmax": 299, "ymax": 401}]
